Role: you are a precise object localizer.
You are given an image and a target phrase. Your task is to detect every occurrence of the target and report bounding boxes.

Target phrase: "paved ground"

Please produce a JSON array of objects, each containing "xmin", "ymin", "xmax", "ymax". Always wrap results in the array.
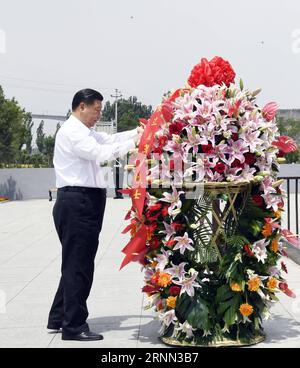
[{"xmin": 0, "ymin": 199, "xmax": 300, "ymax": 348}]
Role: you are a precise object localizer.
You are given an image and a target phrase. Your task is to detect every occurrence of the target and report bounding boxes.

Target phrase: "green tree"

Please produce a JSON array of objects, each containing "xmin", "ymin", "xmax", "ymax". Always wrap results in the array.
[
  {"xmin": 102, "ymin": 96, "xmax": 153, "ymax": 132},
  {"xmin": 36, "ymin": 120, "xmax": 45, "ymax": 154},
  {"xmin": 24, "ymin": 113, "xmax": 33, "ymax": 154},
  {"xmin": 43, "ymin": 123, "xmax": 61, "ymax": 167},
  {"xmin": 0, "ymin": 86, "xmax": 27, "ymax": 164}
]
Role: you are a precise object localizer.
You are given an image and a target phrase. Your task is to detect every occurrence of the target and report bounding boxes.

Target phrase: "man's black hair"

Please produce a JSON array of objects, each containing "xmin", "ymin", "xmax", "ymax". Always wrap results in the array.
[{"xmin": 72, "ymin": 89, "xmax": 103, "ymax": 111}]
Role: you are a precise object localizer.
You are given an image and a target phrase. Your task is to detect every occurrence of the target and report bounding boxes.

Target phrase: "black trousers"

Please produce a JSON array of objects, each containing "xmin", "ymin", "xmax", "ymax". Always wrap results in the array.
[{"xmin": 47, "ymin": 186, "xmax": 107, "ymax": 335}]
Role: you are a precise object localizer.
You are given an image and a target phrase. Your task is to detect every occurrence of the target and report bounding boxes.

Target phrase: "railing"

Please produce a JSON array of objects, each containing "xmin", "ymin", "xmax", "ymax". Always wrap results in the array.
[{"xmin": 278, "ymin": 176, "xmax": 299, "ymax": 236}]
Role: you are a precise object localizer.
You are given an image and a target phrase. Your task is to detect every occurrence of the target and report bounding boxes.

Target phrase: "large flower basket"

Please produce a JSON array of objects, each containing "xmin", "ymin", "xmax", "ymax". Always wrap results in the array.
[{"xmin": 120, "ymin": 56, "xmax": 299, "ymax": 347}]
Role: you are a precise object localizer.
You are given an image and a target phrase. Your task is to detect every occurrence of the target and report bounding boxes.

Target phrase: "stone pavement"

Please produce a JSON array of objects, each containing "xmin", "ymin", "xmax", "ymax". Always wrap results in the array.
[{"xmin": 0, "ymin": 199, "xmax": 300, "ymax": 348}]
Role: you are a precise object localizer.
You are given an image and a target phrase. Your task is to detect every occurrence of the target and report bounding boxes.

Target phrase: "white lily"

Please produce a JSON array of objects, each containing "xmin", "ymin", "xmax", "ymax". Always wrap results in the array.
[
  {"xmin": 155, "ymin": 249, "xmax": 173, "ymax": 272},
  {"xmin": 164, "ymin": 262, "xmax": 187, "ymax": 279},
  {"xmin": 175, "ymin": 321, "xmax": 196, "ymax": 339},
  {"xmin": 173, "ymin": 272, "xmax": 201, "ymax": 297},
  {"xmin": 173, "ymin": 232, "xmax": 195, "ymax": 255}
]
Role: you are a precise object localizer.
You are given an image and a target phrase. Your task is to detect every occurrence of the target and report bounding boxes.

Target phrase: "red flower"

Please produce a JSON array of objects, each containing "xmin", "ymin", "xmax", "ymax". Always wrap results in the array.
[
  {"xmin": 201, "ymin": 143, "xmax": 214, "ymax": 153},
  {"xmin": 244, "ymin": 152, "xmax": 256, "ymax": 166},
  {"xmin": 272, "ymin": 136, "xmax": 298, "ymax": 154},
  {"xmin": 169, "ymin": 286, "xmax": 181, "ymax": 296},
  {"xmin": 153, "ymin": 146, "xmax": 163, "ymax": 155},
  {"xmin": 244, "ymin": 244, "xmax": 254, "ymax": 257},
  {"xmin": 158, "ymin": 135, "xmax": 168, "ymax": 147},
  {"xmin": 165, "ymin": 239, "xmax": 176, "ymax": 248},
  {"xmin": 149, "ymin": 238, "xmax": 160, "ymax": 250},
  {"xmin": 252, "ymin": 194, "xmax": 264, "ymax": 207},
  {"xmin": 148, "ymin": 203, "xmax": 162, "ymax": 213},
  {"xmin": 145, "ymin": 210, "xmax": 160, "ymax": 222},
  {"xmin": 231, "ymin": 159, "xmax": 244, "ymax": 168},
  {"xmin": 142, "ymin": 284, "xmax": 160, "ymax": 294},
  {"xmin": 161, "ymin": 206, "xmax": 170, "ymax": 217},
  {"xmin": 171, "ymin": 222, "xmax": 184, "ymax": 232},
  {"xmin": 279, "ymin": 282, "xmax": 296, "ymax": 298},
  {"xmin": 153, "ymin": 135, "xmax": 169, "ymax": 155},
  {"xmin": 169, "ymin": 120, "xmax": 186, "ymax": 136},
  {"xmin": 231, "ymin": 133, "xmax": 239, "ymax": 141},
  {"xmin": 188, "ymin": 56, "xmax": 236, "ymax": 88},
  {"xmin": 262, "ymin": 102, "xmax": 278, "ymax": 122},
  {"xmin": 277, "ymin": 150, "xmax": 285, "ymax": 158},
  {"xmin": 228, "ymin": 100, "xmax": 242, "ymax": 118},
  {"xmin": 214, "ymin": 162, "xmax": 225, "ymax": 174},
  {"xmin": 150, "ymin": 272, "xmax": 160, "ymax": 286}
]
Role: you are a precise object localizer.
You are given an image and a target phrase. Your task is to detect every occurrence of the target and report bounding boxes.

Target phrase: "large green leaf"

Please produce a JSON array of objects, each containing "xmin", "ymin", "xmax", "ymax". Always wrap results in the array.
[{"xmin": 186, "ymin": 296, "xmax": 211, "ymax": 331}]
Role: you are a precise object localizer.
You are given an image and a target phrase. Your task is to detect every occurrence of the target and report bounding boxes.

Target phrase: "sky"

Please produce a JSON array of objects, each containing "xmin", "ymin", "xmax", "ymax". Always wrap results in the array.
[{"xmin": 0, "ymin": 0, "xmax": 300, "ymax": 137}]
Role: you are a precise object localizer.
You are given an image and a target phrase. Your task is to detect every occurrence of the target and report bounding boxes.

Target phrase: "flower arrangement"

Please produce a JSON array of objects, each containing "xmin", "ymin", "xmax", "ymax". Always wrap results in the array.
[{"xmin": 120, "ymin": 56, "xmax": 299, "ymax": 346}]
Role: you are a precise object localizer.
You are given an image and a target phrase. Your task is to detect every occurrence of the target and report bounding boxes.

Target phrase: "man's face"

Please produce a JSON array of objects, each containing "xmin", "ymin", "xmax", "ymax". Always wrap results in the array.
[{"xmin": 80, "ymin": 100, "xmax": 102, "ymax": 128}]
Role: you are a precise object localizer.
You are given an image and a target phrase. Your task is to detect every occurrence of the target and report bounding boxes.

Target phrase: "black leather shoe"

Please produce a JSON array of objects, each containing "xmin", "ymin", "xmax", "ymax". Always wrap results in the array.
[
  {"xmin": 62, "ymin": 331, "xmax": 104, "ymax": 341},
  {"xmin": 47, "ymin": 324, "xmax": 61, "ymax": 331}
]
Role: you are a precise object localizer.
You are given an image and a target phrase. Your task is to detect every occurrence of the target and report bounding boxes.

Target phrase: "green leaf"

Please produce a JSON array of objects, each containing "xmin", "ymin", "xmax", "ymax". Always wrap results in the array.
[
  {"xmin": 216, "ymin": 284, "xmax": 232, "ymax": 303},
  {"xmin": 217, "ymin": 293, "xmax": 241, "ymax": 327},
  {"xmin": 187, "ymin": 296, "xmax": 211, "ymax": 331},
  {"xmin": 224, "ymin": 304, "xmax": 238, "ymax": 326}
]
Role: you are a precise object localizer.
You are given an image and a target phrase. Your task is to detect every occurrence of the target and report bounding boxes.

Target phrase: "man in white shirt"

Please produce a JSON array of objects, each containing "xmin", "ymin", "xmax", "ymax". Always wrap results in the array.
[{"xmin": 47, "ymin": 89, "xmax": 141, "ymax": 341}]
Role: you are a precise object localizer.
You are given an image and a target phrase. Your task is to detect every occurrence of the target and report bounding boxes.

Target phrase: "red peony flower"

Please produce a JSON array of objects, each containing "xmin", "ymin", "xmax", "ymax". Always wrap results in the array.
[
  {"xmin": 252, "ymin": 194, "xmax": 264, "ymax": 207},
  {"xmin": 244, "ymin": 152, "xmax": 256, "ymax": 166},
  {"xmin": 231, "ymin": 159, "xmax": 244, "ymax": 168},
  {"xmin": 214, "ymin": 162, "xmax": 226, "ymax": 174},
  {"xmin": 169, "ymin": 286, "xmax": 181, "ymax": 296},
  {"xmin": 188, "ymin": 56, "xmax": 236, "ymax": 88},
  {"xmin": 169, "ymin": 120, "xmax": 186, "ymax": 136},
  {"xmin": 201, "ymin": 143, "xmax": 214, "ymax": 153}
]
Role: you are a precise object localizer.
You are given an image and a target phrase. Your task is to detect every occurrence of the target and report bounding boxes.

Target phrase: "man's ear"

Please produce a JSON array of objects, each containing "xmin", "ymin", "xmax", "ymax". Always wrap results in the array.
[{"xmin": 79, "ymin": 102, "xmax": 85, "ymax": 111}]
